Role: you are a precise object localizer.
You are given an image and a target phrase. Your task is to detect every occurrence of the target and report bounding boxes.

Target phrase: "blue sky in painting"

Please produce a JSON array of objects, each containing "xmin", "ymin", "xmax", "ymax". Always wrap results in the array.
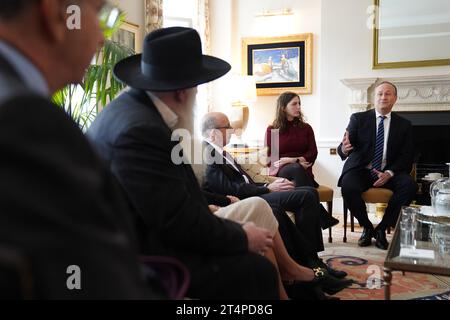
[{"xmin": 253, "ymin": 47, "xmax": 299, "ymax": 64}]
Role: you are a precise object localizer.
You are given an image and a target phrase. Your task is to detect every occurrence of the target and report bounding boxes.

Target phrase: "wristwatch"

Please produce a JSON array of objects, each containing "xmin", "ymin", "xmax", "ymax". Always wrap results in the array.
[{"xmin": 296, "ymin": 158, "xmax": 300, "ymax": 163}]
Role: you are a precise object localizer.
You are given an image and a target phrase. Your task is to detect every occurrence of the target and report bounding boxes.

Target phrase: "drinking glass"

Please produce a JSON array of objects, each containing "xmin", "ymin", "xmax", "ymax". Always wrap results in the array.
[{"xmin": 400, "ymin": 220, "xmax": 415, "ymax": 249}]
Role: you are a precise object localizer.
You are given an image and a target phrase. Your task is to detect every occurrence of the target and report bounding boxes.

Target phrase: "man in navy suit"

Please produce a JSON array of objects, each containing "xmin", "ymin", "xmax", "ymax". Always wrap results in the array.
[{"xmin": 338, "ymin": 82, "xmax": 417, "ymax": 250}]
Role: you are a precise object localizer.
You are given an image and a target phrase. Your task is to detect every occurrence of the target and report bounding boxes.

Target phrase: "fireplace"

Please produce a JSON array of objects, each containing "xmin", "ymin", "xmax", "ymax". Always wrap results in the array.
[{"xmin": 399, "ymin": 111, "xmax": 450, "ymax": 204}]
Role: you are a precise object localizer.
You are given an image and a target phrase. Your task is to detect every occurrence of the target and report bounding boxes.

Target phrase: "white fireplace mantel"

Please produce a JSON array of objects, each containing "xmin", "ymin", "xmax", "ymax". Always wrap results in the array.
[{"xmin": 341, "ymin": 75, "xmax": 450, "ymax": 113}]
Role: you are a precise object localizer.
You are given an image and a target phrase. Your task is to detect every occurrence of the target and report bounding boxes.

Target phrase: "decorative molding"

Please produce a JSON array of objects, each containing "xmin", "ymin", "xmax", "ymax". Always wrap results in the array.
[
  {"xmin": 340, "ymin": 78, "xmax": 378, "ymax": 113},
  {"xmin": 341, "ymin": 75, "xmax": 450, "ymax": 113},
  {"xmin": 317, "ymin": 140, "xmax": 341, "ymax": 148},
  {"xmin": 145, "ymin": 0, "xmax": 163, "ymax": 34}
]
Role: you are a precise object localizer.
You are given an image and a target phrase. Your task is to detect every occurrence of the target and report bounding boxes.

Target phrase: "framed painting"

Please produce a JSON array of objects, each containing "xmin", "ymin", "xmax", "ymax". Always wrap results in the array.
[
  {"xmin": 373, "ymin": 0, "xmax": 450, "ymax": 69},
  {"xmin": 111, "ymin": 21, "xmax": 142, "ymax": 53},
  {"xmin": 242, "ymin": 33, "xmax": 313, "ymax": 96}
]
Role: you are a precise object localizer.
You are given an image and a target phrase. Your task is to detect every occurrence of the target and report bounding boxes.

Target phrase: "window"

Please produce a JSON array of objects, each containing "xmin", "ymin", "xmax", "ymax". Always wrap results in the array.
[
  {"xmin": 163, "ymin": 0, "xmax": 195, "ymax": 28},
  {"xmin": 163, "ymin": 0, "xmax": 211, "ymax": 139}
]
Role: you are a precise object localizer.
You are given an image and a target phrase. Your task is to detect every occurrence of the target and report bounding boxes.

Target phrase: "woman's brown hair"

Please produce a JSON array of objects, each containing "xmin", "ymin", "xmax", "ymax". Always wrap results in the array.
[{"xmin": 271, "ymin": 91, "xmax": 305, "ymax": 132}]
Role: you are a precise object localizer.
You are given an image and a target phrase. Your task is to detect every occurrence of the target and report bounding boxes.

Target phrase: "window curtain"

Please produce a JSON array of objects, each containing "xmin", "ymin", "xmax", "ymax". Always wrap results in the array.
[
  {"xmin": 145, "ymin": 0, "xmax": 164, "ymax": 34},
  {"xmin": 197, "ymin": 0, "xmax": 211, "ymax": 56},
  {"xmin": 146, "ymin": 0, "xmax": 212, "ymax": 138},
  {"xmin": 195, "ymin": 0, "xmax": 213, "ymax": 137}
]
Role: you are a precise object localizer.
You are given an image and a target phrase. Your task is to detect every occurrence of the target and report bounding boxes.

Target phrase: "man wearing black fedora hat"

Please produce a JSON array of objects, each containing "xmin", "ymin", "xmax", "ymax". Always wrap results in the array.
[{"xmin": 87, "ymin": 27, "xmax": 279, "ymax": 299}]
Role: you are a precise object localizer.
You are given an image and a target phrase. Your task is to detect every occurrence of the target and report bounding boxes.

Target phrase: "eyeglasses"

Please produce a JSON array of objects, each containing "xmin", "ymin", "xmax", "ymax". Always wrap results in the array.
[
  {"xmin": 215, "ymin": 125, "xmax": 234, "ymax": 130},
  {"xmin": 98, "ymin": 3, "xmax": 121, "ymax": 33}
]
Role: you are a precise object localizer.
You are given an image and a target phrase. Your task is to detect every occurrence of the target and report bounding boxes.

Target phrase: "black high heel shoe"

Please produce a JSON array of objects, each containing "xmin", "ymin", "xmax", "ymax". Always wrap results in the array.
[
  {"xmin": 284, "ymin": 267, "xmax": 353, "ymax": 295},
  {"xmin": 282, "ymin": 267, "xmax": 327, "ymax": 286},
  {"xmin": 283, "ymin": 268, "xmax": 328, "ymax": 300}
]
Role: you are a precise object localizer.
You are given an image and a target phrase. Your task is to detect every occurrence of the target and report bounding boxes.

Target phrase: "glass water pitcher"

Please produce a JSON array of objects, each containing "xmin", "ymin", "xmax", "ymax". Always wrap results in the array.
[{"xmin": 429, "ymin": 163, "xmax": 450, "ymax": 216}]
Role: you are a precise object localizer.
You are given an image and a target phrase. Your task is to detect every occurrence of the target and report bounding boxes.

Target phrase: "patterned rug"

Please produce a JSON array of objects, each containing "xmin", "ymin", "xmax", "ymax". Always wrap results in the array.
[{"xmin": 320, "ymin": 216, "xmax": 450, "ymax": 300}]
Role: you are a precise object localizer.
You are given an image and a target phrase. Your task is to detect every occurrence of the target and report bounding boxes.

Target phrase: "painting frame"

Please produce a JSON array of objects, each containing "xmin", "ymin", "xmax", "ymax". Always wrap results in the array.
[
  {"xmin": 112, "ymin": 21, "xmax": 142, "ymax": 53},
  {"xmin": 242, "ymin": 33, "xmax": 313, "ymax": 96},
  {"xmin": 373, "ymin": 0, "xmax": 450, "ymax": 69}
]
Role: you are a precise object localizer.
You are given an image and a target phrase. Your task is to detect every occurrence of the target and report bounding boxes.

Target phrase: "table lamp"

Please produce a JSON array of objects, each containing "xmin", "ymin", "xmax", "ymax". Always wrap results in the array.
[{"xmin": 228, "ymin": 75, "xmax": 257, "ymax": 147}]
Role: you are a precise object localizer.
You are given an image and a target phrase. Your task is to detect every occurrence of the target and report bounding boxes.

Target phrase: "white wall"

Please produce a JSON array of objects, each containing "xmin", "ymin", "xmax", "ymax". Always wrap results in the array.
[
  {"xmin": 209, "ymin": 0, "xmax": 450, "ymax": 197},
  {"xmin": 210, "ymin": 0, "xmax": 322, "ymax": 146},
  {"xmin": 318, "ymin": 0, "xmax": 450, "ymax": 193},
  {"xmin": 113, "ymin": 0, "xmax": 146, "ymax": 45}
]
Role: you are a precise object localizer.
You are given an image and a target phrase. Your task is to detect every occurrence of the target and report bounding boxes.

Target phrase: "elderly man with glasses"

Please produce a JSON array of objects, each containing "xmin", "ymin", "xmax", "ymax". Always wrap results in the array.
[{"xmin": 0, "ymin": 0, "xmax": 152, "ymax": 298}]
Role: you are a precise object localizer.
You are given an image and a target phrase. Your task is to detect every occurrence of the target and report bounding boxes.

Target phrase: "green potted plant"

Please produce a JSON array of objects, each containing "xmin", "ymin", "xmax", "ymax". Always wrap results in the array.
[{"xmin": 52, "ymin": 12, "xmax": 135, "ymax": 131}]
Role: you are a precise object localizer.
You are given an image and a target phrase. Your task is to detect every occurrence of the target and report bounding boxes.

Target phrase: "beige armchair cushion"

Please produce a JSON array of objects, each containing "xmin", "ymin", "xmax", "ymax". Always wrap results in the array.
[{"xmin": 362, "ymin": 188, "xmax": 393, "ymax": 203}]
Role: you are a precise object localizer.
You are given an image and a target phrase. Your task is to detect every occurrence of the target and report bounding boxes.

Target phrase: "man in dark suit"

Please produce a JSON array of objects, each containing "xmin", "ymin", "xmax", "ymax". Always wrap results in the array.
[
  {"xmin": 200, "ymin": 112, "xmax": 352, "ymax": 290},
  {"xmin": 87, "ymin": 27, "xmax": 279, "ymax": 299},
  {"xmin": 0, "ymin": 0, "xmax": 152, "ymax": 298},
  {"xmin": 338, "ymin": 81, "xmax": 417, "ymax": 250}
]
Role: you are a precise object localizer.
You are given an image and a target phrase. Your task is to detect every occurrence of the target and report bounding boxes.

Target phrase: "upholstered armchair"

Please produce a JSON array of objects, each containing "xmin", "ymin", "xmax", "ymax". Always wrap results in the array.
[{"xmin": 233, "ymin": 148, "xmax": 335, "ymax": 243}]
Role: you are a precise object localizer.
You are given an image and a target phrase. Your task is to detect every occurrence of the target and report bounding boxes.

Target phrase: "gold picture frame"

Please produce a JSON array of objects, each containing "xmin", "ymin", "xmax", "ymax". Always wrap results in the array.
[
  {"xmin": 112, "ymin": 21, "xmax": 142, "ymax": 53},
  {"xmin": 373, "ymin": 0, "xmax": 450, "ymax": 69},
  {"xmin": 242, "ymin": 33, "xmax": 313, "ymax": 96}
]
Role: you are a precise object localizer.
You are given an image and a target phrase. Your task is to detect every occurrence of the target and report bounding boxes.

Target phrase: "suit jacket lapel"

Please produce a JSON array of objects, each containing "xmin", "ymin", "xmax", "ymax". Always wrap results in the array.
[
  {"xmin": 205, "ymin": 142, "xmax": 240, "ymax": 174},
  {"xmin": 386, "ymin": 112, "xmax": 398, "ymax": 164},
  {"xmin": 127, "ymin": 88, "xmax": 172, "ymax": 136},
  {"xmin": 204, "ymin": 142, "xmax": 247, "ymax": 183},
  {"xmin": 0, "ymin": 52, "xmax": 21, "ymax": 81},
  {"xmin": 368, "ymin": 109, "xmax": 377, "ymax": 157}
]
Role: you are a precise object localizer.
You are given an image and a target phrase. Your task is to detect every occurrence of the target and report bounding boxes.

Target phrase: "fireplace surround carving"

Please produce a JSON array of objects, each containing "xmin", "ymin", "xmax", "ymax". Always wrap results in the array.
[{"xmin": 341, "ymin": 75, "xmax": 450, "ymax": 114}]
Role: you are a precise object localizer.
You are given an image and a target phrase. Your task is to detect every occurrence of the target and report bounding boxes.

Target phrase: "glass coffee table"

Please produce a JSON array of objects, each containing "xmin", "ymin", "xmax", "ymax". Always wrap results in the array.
[{"xmin": 384, "ymin": 209, "xmax": 450, "ymax": 300}]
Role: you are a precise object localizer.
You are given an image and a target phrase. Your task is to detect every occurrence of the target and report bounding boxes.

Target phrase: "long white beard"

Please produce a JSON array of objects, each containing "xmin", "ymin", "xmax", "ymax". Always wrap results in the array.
[{"xmin": 172, "ymin": 100, "xmax": 197, "ymax": 164}]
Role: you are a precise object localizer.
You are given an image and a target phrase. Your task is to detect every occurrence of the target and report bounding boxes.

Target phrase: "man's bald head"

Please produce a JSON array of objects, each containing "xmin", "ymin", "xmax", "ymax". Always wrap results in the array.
[
  {"xmin": 201, "ymin": 112, "xmax": 228, "ymax": 137},
  {"xmin": 201, "ymin": 112, "xmax": 233, "ymax": 147}
]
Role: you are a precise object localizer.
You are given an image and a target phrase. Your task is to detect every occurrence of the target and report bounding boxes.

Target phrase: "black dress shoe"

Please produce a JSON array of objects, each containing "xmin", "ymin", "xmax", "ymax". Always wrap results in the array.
[
  {"xmin": 321, "ymin": 216, "xmax": 340, "ymax": 230},
  {"xmin": 319, "ymin": 206, "xmax": 340, "ymax": 230},
  {"xmin": 374, "ymin": 229, "xmax": 389, "ymax": 250},
  {"xmin": 358, "ymin": 227, "xmax": 374, "ymax": 247}
]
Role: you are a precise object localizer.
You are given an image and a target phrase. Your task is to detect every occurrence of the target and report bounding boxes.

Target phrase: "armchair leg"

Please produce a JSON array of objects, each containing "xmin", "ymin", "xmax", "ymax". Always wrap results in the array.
[
  {"xmin": 327, "ymin": 201, "xmax": 333, "ymax": 243},
  {"xmin": 343, "ymin": 202, "xmax": 348, "ymax": 243},
  {"xmin": 351, "ymin": 212, "xmax": 355, "ymax": 232}
]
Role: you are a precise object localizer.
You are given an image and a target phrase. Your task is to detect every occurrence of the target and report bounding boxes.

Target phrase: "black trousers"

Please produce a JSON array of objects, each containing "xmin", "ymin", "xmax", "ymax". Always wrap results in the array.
[
  {"xmin": 341, "ymin": 168, "xmax": 417, "ymax": 230},
  {"xmin": 186, "ymin": 252, "xmax": 279, "ymax": 299},
  {"xmin": 277, "ymin": 163, "xmax": 317, "ymax": 187},
  {"xmin": 260, "ymin": 187, "xmax": 325, "ymax": 255},
  {"xmin": 277, "ymin": 164, "xmax": 333, "ymax": 227}
]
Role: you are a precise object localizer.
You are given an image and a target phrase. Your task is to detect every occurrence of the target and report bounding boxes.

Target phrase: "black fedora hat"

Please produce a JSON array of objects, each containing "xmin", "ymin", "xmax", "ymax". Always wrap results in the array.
[{"xmin": 113, "ymin": 27, "xmax": 231, "ymax": 91}]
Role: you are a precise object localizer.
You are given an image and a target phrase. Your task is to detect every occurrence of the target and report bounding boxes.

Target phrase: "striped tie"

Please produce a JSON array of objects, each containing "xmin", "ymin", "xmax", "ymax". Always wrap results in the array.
[{"xmin": 371, "ymin": 115, "xmax": 386, "ymax": 180}]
